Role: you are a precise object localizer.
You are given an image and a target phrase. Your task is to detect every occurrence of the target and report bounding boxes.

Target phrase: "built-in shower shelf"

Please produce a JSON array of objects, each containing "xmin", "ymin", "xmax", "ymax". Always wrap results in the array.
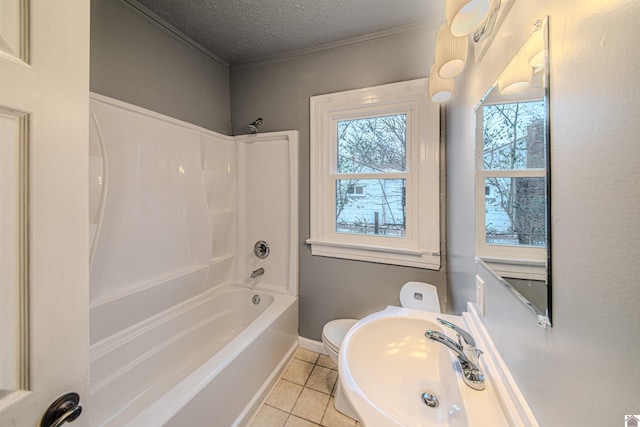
[
  {"xmin": 201, "ymin": 169, "xmax": 234, "ymax": 175},
  {"xmin": 91, "ymin": 264, "xmax": 210, "ymax": 309},
  {"xmin": 208, "ymin": 209, "xmax": 235, "ymax": 215},
  {"xmin": 90, "ymin": 264, "xmax": 212, "ymax": 345},
  {"xmin": 211, "ymin": 254, "xmax": 234, "ymax": 265}
]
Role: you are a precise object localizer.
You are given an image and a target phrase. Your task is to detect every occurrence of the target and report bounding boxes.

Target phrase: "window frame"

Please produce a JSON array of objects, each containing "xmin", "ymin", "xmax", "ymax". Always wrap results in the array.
[{"xmin": 308, "ymin": 79, "xmax": 440, "ymax": 269}]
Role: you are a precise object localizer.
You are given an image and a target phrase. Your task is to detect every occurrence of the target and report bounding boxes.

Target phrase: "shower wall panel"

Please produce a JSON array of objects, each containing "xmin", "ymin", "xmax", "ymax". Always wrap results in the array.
[
  {"xmin": 201, "ymin": 132, "xmax": 237, "ymax": 291},
  {"xmin": 236, "ymin": 133, "xmax": 299, "ymax": 297},
  {"xmin": 89, "ymin": 94, "xmax": 298, "ymax": 342},
  {"xmin": 89, "ymin": 97, "xmax": 212, "ymax": 305}
]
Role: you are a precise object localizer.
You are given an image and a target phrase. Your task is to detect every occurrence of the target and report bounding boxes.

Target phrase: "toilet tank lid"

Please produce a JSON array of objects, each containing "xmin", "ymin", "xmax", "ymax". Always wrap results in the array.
[
  {"xmin": 399, "ymin": 281, "xmax": 441, "ymax": 313},
  {"xmin": 322, "ymin": 318, "xmax": 359, "ymax": 346}
]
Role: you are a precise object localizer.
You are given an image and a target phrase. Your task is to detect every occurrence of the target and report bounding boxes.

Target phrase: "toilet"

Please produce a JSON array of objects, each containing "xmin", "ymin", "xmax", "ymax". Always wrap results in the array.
[{"xmin": 321, "ymin": 281, "xmax": 441, "ymax": 419}]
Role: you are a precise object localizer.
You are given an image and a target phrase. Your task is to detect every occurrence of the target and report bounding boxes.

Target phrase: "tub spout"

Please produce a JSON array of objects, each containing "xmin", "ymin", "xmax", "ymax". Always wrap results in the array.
[{"xmin": 251, "ymin": 268, "xmax": 265, "ymax": 279}]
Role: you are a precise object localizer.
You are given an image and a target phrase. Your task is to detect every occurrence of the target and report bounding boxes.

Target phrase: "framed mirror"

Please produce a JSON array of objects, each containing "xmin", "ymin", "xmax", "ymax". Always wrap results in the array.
[{"xmin": 475, "ymin": 18, "xmax": 551, "ymax": 326}]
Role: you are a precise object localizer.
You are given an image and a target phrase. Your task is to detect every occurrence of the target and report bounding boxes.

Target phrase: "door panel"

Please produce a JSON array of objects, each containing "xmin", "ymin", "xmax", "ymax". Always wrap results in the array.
[
  {"xmin": 0, "ymin": 0, "xmax": 90, "ymax": 425},
  {"xmin": 0, "ymin": 110, "xmax": 27, "ymax": 398}
]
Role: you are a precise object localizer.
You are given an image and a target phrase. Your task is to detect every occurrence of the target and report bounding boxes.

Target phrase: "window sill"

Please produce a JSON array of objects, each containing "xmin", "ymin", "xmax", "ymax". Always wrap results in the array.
[
  {"xmin": 306, "ymin": 239, "xmax": 440, "ymax": 270},
  {"xmin": 479, "ymin": 256, "xmax": 546, "ymax": 281}
]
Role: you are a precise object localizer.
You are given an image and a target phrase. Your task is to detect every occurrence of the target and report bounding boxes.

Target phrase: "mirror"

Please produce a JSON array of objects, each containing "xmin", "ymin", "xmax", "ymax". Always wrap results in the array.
[{"xmin": 475, "ymin": 18, "xmax": 551, "ymax": 325}]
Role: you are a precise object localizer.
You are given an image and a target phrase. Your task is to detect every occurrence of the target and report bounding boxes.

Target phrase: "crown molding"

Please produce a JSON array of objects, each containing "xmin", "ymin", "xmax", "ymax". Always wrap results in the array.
[
  {"xmin": 122, "ymin": 0, "xmax": 230, "ymax": 69},
  {"xmin": 120, "ymin": 1, "xmax": 439, "ymax": 71},
  {"xmin": 231, "ymin": 20, "xmax": 438, "ymax": 69}
]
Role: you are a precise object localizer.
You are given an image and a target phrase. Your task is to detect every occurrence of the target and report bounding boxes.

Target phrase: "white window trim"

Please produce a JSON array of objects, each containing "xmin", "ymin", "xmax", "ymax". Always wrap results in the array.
[
  {"xmin": 474, "ymin": 100, "xmax": 547, "ymax": 280},
  {"xmin": 308, "ymin": 79, "xmax": 440, "ymax": 270}
]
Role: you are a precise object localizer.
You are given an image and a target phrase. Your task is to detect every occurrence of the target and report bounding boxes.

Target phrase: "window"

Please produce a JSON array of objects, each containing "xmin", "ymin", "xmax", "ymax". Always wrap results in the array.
[
  {"xmin": 308, "ymin": 79, "xmax": 440, "ymax": 269},
  {"xmin": 476, "ymin": 98, "xmax": 547, "ymax": 279},
  {"xmin": 345, "ymin": 184, "xmax": 364, "ymax": 196}
]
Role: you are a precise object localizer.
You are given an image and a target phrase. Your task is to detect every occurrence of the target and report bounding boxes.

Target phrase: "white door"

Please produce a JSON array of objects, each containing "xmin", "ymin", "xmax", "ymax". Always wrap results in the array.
[{"xmin": 0, "ymin": 1, "xmax": 90, "ymax": 426}]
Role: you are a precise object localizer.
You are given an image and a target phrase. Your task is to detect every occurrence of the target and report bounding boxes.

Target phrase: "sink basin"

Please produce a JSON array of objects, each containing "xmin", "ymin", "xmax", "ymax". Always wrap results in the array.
[
  {"xmin": 339, "ymin": 306, "xmax": 470, "ymax": 426},
  {"xmin": 339, "ymin": 306, "xmax": 519, "ymax": 426}
]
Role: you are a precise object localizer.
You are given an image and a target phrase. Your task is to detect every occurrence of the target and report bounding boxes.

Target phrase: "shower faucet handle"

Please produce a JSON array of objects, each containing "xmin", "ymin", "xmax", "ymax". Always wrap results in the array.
[{"xmin": 254, "ymin": 240, "xmax": 270, "ymax": 259}]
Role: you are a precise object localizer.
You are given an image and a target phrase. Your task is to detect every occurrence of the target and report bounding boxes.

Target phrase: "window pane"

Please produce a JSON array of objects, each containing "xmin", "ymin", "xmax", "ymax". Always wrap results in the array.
[
  {"xmin": 482, "ymin": 101, "xmax": 545, "ymax": 170},
  {"xmin": 337, "ymin": 114, "xmax": 406, "ymax": 173},
  {"xmin": 336, "ymin": 179, "xmax": 406, "ymax": 237},
  {"xmin": 485, "ymin": 177, "xmax": 546, "ymax": 247}
]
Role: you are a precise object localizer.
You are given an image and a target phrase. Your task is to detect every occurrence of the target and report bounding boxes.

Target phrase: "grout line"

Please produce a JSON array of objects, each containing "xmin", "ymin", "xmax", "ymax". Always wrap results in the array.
[{"xmin": 255, "ymin": 349, "xmax": 352, "ymax": 427}]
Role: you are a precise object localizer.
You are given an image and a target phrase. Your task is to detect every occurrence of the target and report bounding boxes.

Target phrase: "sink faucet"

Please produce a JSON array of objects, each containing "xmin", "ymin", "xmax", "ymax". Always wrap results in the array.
[
  {"xmin": 250, "ymin": 267, "xmax": 265, "ymax": 279},
  {"xmin": 425, "ymin": 318, "xmax": 485, "ymax": 391}
]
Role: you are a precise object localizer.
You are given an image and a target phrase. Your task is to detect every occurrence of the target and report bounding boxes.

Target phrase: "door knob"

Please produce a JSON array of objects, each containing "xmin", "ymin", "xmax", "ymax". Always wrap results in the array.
[{"xmin": 41, "ymin": 392, "xmax": 82, "ymax": 427}]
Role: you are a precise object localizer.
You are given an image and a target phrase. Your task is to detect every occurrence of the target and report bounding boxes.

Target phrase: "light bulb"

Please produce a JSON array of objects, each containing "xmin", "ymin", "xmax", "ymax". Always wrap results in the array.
[
  {"xmin": 446, "ymin": 0, "xmax": 491, "ymax": 36},
  {"xmin": 435, "ymin": 22, "xmax": 468, "ymax": 78},
  {"xmin": 429, "ymin": 64, "xmax": 454, "ymax": 103}
]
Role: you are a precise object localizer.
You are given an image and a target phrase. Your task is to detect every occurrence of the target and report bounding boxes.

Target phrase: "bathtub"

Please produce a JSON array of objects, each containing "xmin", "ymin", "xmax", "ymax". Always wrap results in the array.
[
  {"xmin": 90, "ymin": 284, "xmax": 298, "ymax": 426},
  {"xmin": 89, "ymin": 95, "xmax": 299, "ymax": 426}
]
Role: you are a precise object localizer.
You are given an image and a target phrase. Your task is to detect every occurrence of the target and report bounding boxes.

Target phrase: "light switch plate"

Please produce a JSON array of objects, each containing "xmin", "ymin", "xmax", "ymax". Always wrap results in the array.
[{"xmin": 476, "ymin": 275, "xmax": 485, "ymax": 316}]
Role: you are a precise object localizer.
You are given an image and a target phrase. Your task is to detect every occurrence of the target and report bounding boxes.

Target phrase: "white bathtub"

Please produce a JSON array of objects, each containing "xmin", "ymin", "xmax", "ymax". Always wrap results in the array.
[
  {"xmin": 89, "ymin": 95, "xmax": 299, "ymax": 426},
  {"xmin": 90, "ymin": 284, "xmax": 298, "ymax": 426}
]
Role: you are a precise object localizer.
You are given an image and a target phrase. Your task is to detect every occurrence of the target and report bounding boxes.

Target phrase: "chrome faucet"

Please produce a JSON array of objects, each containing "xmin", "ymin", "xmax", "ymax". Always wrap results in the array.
[
  {"xmin": 425, "ymin": 318, "xmax": 485, "ymax": 390},
  {"xmin": 250, "ymin": 267, "xmax": 265, "ymax": 279}
]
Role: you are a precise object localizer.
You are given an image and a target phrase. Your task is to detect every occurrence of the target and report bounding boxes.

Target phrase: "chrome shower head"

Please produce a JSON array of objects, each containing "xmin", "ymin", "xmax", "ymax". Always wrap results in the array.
[{"xmin": 248, "ymin": 117, "xmax": 263, "ymax": 134}]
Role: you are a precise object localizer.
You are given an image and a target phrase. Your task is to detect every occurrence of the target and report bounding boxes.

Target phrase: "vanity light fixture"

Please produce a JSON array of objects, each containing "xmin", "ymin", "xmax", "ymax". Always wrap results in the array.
[
  {"xmin": 435, "ymin": 22, "xmax": 468, "ymax": 78},
  {"xmin": 429, "ymin": 63, "xmax": 454, "ymax": 103},
  {"xmin": 498, "ymin": 53, "xmax": 532, "ymax": 95},
  {"xmin": 446, "ymin": 0, "xmax": 491, "ymax": 36},
  {"xmin": 525, "ymin": 24, "xmax": 545, "ymax": 69},
  {"xmin": 429, "ymin": 0, "xmax": 501, "ymax": 103}
]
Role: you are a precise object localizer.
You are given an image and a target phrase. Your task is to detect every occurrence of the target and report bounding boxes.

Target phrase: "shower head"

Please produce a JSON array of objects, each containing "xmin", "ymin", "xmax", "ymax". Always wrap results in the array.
[{"xmin": 248, "ymin": 117, "xmax": 263, "ymax": 134}]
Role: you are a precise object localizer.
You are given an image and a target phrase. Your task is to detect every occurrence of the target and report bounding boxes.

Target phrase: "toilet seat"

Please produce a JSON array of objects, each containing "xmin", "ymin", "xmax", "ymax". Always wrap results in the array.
[{"xmin": 322, "ymin": 319, "xmax": 358, "ymax": 358}]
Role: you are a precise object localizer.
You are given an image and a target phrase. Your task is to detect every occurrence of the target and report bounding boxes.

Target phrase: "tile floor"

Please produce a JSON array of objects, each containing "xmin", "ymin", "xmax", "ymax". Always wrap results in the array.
[{"xmin": 249, "ymin": 348, "xmax": 360, "ymax": 427}]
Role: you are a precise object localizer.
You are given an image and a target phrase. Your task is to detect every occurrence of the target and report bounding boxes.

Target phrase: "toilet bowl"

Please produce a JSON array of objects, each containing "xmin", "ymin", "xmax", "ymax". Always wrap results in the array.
[
  {"xmin": 321, "ymin": 281, "xmax": 441, "ymax": 419},
  {"xmin": 321, "ymin": 318, "xmax": 358, "ymax": 364}
]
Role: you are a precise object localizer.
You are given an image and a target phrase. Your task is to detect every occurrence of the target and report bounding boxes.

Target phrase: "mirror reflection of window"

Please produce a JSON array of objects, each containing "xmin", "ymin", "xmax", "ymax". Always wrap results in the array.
[{"xmin": 482, "ymin": 100, "xmax": 546, "ymax": 248}]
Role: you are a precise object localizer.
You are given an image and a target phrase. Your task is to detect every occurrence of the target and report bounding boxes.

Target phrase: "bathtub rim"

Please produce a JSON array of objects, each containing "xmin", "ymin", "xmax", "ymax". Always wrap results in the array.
[{"xmin": 118, "ymin": 284, "xmax": 298, "ymax": 426}]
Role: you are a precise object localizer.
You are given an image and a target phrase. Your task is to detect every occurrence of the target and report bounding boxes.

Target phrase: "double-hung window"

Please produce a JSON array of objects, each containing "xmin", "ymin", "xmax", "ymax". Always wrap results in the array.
[{"xmin": 308, "ymin": 79, "xmax": 440, "ymax": 269}]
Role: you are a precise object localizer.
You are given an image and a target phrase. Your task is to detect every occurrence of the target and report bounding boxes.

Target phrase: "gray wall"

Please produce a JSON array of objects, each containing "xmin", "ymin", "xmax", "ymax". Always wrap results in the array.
[
  {"xmin": 447, "ymin": 1, "xmax": 640, "ymax": 425},
  {"xmin": 90, "ymin": 0, "xmax": 231, "ymax": 133},
  {"xmin": 230, "ymin": 26, "xmax": 447, "ymax": 340}
]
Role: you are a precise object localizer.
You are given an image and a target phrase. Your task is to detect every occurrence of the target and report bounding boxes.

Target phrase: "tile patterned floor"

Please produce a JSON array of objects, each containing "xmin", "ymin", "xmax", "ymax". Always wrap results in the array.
[{"xmin": 249, "ymin": 348, "xmax": 360, "ymax": 427}]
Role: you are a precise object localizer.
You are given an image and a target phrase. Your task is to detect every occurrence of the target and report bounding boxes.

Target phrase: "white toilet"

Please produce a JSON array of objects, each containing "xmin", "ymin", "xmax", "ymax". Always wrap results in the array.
[{"xmin": 321, "ymin": 281, "xmax": 441, "ymax": 419}]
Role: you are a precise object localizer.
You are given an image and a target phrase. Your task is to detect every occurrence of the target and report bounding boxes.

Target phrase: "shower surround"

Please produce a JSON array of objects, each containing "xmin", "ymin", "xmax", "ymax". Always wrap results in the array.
[{"xmin": 88, "ymin": 93, "xmax": 299, "ymax": 426}]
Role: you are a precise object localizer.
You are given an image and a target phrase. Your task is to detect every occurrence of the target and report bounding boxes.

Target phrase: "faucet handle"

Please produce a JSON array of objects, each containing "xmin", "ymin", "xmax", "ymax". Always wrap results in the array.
[{"xmin": 437, "ymin": 318, "xmax": 476, "ymax": 348}]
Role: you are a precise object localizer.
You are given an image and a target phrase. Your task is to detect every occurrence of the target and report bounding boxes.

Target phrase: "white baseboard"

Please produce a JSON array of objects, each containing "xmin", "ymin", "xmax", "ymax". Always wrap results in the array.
[{"xmin": 298, "ymin": 336, "xmax": 328, "ymax": 355}]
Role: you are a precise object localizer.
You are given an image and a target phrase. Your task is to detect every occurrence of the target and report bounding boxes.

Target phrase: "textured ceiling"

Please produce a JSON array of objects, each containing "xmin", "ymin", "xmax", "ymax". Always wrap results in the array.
[{"xmin": 132, "ymin": 0, "xmax": 444, "ymax": 64}]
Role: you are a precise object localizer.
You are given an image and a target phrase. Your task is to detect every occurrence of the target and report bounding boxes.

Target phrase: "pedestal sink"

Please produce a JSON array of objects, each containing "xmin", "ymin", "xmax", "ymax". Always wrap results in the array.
[{"xmin": 339, "ymin": 306, "xmax": 511, "ymax": 427}]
